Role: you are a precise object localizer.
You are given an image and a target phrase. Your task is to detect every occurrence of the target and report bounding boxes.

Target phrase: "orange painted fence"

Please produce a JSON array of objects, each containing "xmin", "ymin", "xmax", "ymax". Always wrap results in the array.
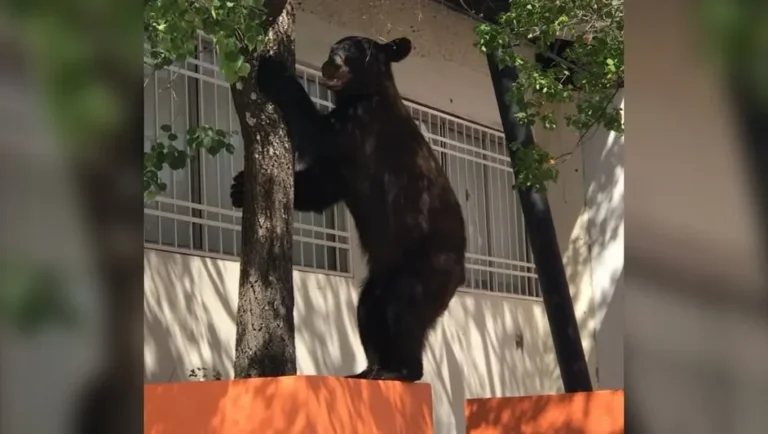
[
  {"xmin": 144, "ymin": 375, "xmax": 434, "ymax": 434},
  {"xmin": 465, "ymin": 389, "xmax": 625, "ymax": 434}
]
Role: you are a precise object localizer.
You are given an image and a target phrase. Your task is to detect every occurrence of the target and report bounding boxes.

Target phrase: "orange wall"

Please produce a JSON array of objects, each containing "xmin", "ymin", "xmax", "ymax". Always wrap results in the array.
[
  {"xmin": 144, "ymin": 375, "xmax": 434, "ymax": 434},
  {"xmin": 465, "ymin": 389, "xmax": 624, "ymax": 434}
]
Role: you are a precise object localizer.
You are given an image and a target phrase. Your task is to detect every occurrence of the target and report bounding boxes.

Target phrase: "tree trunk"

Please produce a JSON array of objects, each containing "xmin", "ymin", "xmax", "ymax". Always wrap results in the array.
[{"xmin": 230, "ymin": 0, "xmax": 297, "ymax": 378}]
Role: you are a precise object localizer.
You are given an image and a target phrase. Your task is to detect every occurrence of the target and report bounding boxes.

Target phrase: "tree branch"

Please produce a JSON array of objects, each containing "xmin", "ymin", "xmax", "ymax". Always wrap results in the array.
[
  {"xmin": 444, "ymin": 0, "xmax": 589, "ymax": 75},
  {"xmin": 554, "ymin": 83, "xmax": 622, "ymax": 164},
  {"xmin": 262, "ymin": 0, "xmax": 288, "ymax": 30}
]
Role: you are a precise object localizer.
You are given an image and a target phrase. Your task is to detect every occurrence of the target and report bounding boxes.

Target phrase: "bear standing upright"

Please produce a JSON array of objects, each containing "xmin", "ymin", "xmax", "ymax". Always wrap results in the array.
[{"xmin": 230, "ymin": 36, "xmax": 467, "ymax": 382}]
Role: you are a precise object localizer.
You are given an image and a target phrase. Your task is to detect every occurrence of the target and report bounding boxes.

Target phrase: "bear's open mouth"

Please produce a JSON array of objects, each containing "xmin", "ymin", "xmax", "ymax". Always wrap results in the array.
[
  {"xmin": 320, "ymin": 70, "xmax": 350, "ymax": 90},
  {"xmin": 320, "ymin": 77, "xmax": 343, "ymax": 89}
]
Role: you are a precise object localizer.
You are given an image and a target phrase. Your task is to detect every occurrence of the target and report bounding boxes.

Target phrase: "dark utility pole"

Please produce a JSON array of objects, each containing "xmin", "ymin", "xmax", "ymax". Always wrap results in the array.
[{"xmin": 486, "ymin": 51, "xmax": 593, "ymax": 393}]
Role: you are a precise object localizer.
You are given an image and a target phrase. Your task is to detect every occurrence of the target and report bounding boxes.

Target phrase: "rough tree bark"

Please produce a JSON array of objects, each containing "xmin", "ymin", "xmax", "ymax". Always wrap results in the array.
[{"xmin": 230, "ymin": 0, "xmax": 297, "ymax": 378}]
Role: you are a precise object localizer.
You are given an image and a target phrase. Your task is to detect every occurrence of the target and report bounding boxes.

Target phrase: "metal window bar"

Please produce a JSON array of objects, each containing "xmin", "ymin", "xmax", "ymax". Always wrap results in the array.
[
  {"xmin": 143, "ymin": 47, "xmax": 352, "ymax": 276},
  {"xmin": 143, "ymin": 42, "xmax": 541, "ymax": 298}
]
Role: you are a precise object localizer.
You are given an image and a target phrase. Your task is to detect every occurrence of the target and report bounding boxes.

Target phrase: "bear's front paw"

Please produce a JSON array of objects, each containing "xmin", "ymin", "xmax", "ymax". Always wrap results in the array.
[
  {"xmin": 230, "ymin": 170, "xmax": 244, "ymax": 209},
  {"xmin": 256, "ymin": 55, "xmax": 289, "ymax": 94},
  {"xmin": 294, "ymin": 150, "xmax": 315, "ymax": 173}
]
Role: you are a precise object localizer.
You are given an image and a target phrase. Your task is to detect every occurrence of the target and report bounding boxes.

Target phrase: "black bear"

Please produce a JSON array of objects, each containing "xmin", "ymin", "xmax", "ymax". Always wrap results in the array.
[{"xmin": 230, "ymin": 36, "xmax": 467, "ymax": 382}]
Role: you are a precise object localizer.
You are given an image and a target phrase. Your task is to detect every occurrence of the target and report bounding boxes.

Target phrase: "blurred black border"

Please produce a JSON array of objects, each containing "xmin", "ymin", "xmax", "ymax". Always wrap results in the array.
[
  {"xmin": 69, "ymin": 38, "xmax": 146, "ymax": 434},
  {"xmin": 731, "ymin": 86, "xmax": 768, "ymax": 271},
  {"xmin": 624, "ymin": 0, "xmax": 768, "ymax": 431}
]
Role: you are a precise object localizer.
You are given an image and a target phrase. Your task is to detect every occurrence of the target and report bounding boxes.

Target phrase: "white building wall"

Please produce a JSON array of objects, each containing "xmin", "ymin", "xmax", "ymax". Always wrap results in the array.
[
  {"xmin": 145, "ymin": 250, "xmax": 561, "ymax": 433},
  {"xmin": 143, "ymin": 1, "xmax": 625, "ymax": 432},
  {"xmin": 586, "ymin": 92, "xmax": 624, "ymax": 389}
]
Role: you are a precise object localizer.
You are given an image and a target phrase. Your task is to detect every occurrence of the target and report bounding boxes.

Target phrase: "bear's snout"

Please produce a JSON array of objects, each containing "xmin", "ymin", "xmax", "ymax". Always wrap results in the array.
[{"xmin": 321, "ymin": 57, "xmax": 350, "ymax": 89}]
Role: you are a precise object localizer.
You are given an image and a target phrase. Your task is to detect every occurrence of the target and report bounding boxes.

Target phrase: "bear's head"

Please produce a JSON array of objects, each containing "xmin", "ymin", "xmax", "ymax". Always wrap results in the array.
[{"xmin": 319, "ymin": 36, "xmax": 412, "ymax": 96}]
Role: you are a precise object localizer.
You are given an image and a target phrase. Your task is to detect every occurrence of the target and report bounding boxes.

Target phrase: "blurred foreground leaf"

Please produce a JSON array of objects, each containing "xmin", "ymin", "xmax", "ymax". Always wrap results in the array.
[
  {"xmin": 0, "ymin": 260, "xmax": 79, "ymax": 335},
  {"xmin": 1, "ymin": 0, "xmax": 138, "ymax": 153},
  {"xmin": 700, "ymin": 0, "xmax": 768, "ymax": 106}
]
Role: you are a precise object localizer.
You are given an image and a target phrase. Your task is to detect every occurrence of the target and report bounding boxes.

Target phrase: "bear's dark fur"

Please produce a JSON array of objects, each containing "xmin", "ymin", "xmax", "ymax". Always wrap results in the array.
[{"xmin": 230, "ymin": 36, "xmax": 466, "ymax": 382}]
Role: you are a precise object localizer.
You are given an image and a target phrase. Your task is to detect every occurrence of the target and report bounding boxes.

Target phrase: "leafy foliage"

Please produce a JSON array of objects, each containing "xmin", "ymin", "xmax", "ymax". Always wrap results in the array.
[
  {"xmin": 144, "ymin": 124, "xmax": 239, "ymax": 200},
  {"xmin": 143, "ymin": 0, "xmax": 270, "ymax": 198},
  {"xmin": 144, "ymin": 0, "xmax": 268, "ymax": 82},
  {"xmin": 0, "ymin": 259, "xmax": 79, "ymax": 335},
  {"xmin": 475, "ymin": 0, "xmax": 624, "ymax": 191},
  {"xmin": 3, "ymin": 0, "xmax": 136, "ymax": 153},
  {"xmin": 188, "ymin": 367, "xmax": 224, "ymax": 381},
  {"xmin": 699, "ymin": 0, "xmax": 768, "ymax": 105},
  {"xmin": 509, "ymin": 143, "xmax": 559, "ymax": 191}
]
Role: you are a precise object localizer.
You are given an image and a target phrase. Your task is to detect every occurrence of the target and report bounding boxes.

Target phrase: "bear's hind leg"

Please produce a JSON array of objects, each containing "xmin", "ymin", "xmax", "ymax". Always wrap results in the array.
[
  {"xmin": 346, "ymin": 275, "xmax": 388, "ymax": 379},
  {"xmin": 366, "ymin": 277, "xmax": 431, "ymax": 383}
]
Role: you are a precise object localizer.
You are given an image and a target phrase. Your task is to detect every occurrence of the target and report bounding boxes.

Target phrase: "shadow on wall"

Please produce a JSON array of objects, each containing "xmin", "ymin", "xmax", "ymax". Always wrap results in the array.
[
  {"xmin": 144, "ymin": 376, "xmax": 433, "ymax": 434},
  {"xmin": 423, "ymin": 291, "xmax": 563, "ymax": 433},
  {"xmin": 576, "ymin": 94, "xmax": 625, "ymax": 389},
  {"xmin": 534, "ymin": 91, "xmax": 625, "ymax": 387},
  {"xmin": 293, "ymin": 273, "xmax": 365, "ymax": 377},
  {"xmin": 144, "ymin": 252, "xmax": 366, "ymax": 382},
  {"xmin": 595, "ymin": 267, "xmax": 623, "ymax": 387},
  {"xmin": 144, "ymin": 251, "xmax": 238, "ymax": 382},
  {"xmin": 144, "ymin": 247, "xmax": 566, "ymax": 433},
  {"xmin": 293, "ymin": 271, "xmax": 566, "ymax": 433},
  {"xmin": 145, "ymin": 251, "xmax": 366, "ymax": 382}
]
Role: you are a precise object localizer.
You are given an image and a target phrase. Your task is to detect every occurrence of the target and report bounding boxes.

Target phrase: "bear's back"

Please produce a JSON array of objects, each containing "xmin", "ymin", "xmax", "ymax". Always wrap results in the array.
[{"xmin": 331, "ymin": 93, "xmax": 466, "ymax": 264}]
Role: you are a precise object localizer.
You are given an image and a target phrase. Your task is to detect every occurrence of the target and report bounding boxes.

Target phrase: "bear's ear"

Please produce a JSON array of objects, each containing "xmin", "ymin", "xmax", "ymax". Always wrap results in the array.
[{"xmin": 382, "ymin": 37, "xmax": 412, "ymax": 63}]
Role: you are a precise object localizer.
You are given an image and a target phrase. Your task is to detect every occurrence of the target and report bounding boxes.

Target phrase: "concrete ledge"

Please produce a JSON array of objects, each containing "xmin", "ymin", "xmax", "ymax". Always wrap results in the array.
[
  {"xmin": 465, "ymin": 389, "xmax": 624, "ymax": 434},
  {"xmin": 144, "ymin": 375, "xmax": 434, "ymax": 434}
]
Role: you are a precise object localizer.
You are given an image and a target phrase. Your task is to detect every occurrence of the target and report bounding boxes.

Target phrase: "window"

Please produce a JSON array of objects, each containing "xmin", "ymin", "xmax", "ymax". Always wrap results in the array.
[
  {"xmin": 143, "ymin": 36, "xmax": 351, "ymax": 275},
  {"xmin": 409, "ymin": 106, "xmax": 541, "ymax": 298},
  {"xmin": 143, "ymin": 36, "xmax": 540, "ymax": 298}
]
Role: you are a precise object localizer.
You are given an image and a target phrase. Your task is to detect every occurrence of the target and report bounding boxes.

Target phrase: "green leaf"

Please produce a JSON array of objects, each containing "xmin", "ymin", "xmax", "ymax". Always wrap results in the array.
[
  {"xmin": 167, "ymin": 150, "xmax": 189, "ymax": 170},
  {"xmin": 237, "ymin": 62, "xmax": 251, "ymax": 76},
  {"xmin": 225, "ymin": 143, "xmax": 236, "ymax": 154},
  {"xmin": 187, "ymin": 135, "xmax": 200, "ymax": 150},
  {"xmin": 160, "ymin": 124, "xmax": 172, "ymax": 133},
  {"xmin": 0, "ymin": 261, "xmax": 80, "ymax": 334},
  {"xmin": 223, "ymin": 69, "xmax": 240, "ymax": 84},
  {"xmin": 244, "ymin": 29, "xmax": 263, "ymax": 50},
  {"xmin": 168, "ymin": 132, "xmax": 178, "ymax": 141},
  {"xmin": 223, "ymin": 49, "xmax": 241, "ymax": 64},
  {"xmin": 200, "ymin": 134, "xmax": 215, "ymax": 150}
]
